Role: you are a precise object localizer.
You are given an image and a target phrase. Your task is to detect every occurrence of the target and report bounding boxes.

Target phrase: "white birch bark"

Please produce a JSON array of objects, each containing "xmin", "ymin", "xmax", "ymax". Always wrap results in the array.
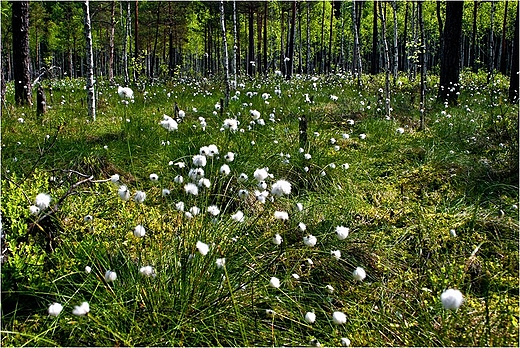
[
  {"xmin": 220, "ymin": 0, "xmax": 230, "ymax": 105},
  {"xmin": 84, "ymin": 0, "xmax": 96, "ymax": 121}
]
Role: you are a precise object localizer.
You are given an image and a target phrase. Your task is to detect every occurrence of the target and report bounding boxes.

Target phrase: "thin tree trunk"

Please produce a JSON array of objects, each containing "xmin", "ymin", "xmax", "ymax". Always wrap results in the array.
[
  {"xmin": 371, "ymin": 1, "xmax": 378, "ymax": 74},
  {"xmin": 327, "ymin": 0, "xmax": 334, "ymax": 73},
  {"xmin": 287, "ymin": 0, "xmax": 296, "ymax": 79},
  {"xmin": 84, "ymin": 0, "xmax": 96, "ymax": 121},
  {"xmin": 12, "ymin": 1, "xmax": 32, "ymax": 106},
  {"xmin": 220, "ymin": 0, "xmax": 230, "ymax": 105},
  {"xmin": 499, "ymin": 0, "xmax": 509, "ymax": 75},
  {"xmin": 306, "ymin": 2, "xmax": 311, "ymax": 73},
  {"xmin": 134, "ymin": 0, "xmax": 139, "ymax": 81},
  {"xmin": 298, "ymin": 2, "xmax": 302, "ymax": 74},
  {"xmin": 248, "ymin": 5, "xmax": 255, "ymax": 76},
  {"xmin": 488, "ymin": 0, "xmax": 496, "ymax": 82},
  {"xmin": 263, "ymin": 1, "xmax": 268, "ymax": 74},
  {"xmin": 508, "ymin": 5, "xmax": 519, "ymax": 102},
  {"xmin": 379, "ymin": 1, "xmax": 390, "ymax": 118},
  {"xmin": 391, "ymin": 0, "xmax": 398, "ymax": 82},
  {"xmin": 470, "ymin": 1, "xmax": 478, "ymax": 72},
  {"xmin": 124, "ymin": 1, "xmax": 130, "ymax": 86},
  {"xmin": 108, "ymin": 0, "xmax": 115, "ymax": 83},
  {"xmin": 352, "ymin": 0, "xmax": 363, "ymax": 84},
  {"xmin": 233, "ymin": 0, "xmax": 238, "ymax": 82},
  {"xmin": 320, "ymin": 0, "xmax": 325, "ymax": 73},
  {"xmin": 150, "ymin": 2, "xmax": 161, "ymax": 79},
  {"xmin": 419, "ymin": 0, "xmax": 426, "ymax": 130}
]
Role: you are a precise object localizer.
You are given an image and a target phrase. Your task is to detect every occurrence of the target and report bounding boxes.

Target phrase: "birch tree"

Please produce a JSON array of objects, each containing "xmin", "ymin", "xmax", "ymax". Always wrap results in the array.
[
  {"xmin": 419, "ymin": 0, "xmax": 426, "ymax": 130},
  {"xmin": 379, "ymin": 1, "xmax": 391, "ymax": 118},
  {"xmin": 84, "ymin": 0, "xmax": 96, "ymax": 121},
  {"xmin": 220, "ymin": 0, "xmax": 230, "ymax": 105}
]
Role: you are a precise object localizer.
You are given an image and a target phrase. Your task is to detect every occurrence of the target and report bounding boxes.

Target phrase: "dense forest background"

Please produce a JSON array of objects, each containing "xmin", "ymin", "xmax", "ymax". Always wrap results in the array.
[{"xmin": 1, "ymin": 1, "xmax": 517, "ymax": 84}]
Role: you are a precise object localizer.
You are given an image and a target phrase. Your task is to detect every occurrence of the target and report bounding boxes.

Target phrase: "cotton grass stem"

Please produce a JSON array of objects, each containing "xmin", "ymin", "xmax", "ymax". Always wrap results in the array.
[{"xmin": 223, "ymin": 264, "xmax": 249, "ymax": 346}]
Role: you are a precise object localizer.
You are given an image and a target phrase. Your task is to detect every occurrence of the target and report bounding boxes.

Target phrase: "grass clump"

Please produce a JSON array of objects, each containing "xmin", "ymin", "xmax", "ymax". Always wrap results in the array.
[{"xmin": 1, "ymin": 72, "xmax": 518, "ymax": 347}]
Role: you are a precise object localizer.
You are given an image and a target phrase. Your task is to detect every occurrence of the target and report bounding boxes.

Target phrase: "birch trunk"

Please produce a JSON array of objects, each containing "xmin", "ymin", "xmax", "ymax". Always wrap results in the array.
[
  {"xmin": 84, "ymin": 0, "xmax": 96, "ymax": 121},
  {"xmin": 220, "ymin": 0, "xmax": 230, "ymax": 106},
  {"xmin": 233, "ymin": 0, "xmax": 238, "ymax": 84},
  {"xmin": 391, "ymin": 1, "xmax": 398, "ymax": 82},
  {"xmin": 108, "ymin": 0, "xmax": 115, "ymax": 84},
  {"xmin": 419, "ymin": 0, "xmax": 426, "ymax": 130},
  {"xmin": 379, "ymin": 1, "xmax": 391, "ymax": 118}
]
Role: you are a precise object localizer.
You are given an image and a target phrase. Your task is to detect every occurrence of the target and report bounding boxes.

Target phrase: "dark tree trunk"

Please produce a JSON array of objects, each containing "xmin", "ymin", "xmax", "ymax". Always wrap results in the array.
[
  {"xmin": 248, "ymin": 5, "xmax": 255, "ymax": 76},
  {"xmin": 327, "ymin": 0, "xmax": 334, "ymax": 73},
  {"xmin": 319, "ymin": 0, "xmax": 325, "ymax": 73},
  {"xmin": 371, "ymin": 0, "xmax": 379, "ymax": 74},
  {"xmin": 12, "ymin": 1, "xmax": 32, "ymax": 106},
  {"xmin": 438, "ymin": 1, "xmax": 464, "ymax": 105},
  {"xmin": 509, "ymin": 5, "xmax": 519, "ymax": 103},
  {"xmin": 150, "ymin": 2, "xmax": 161, "ymax": 78},
  {"xmin": 263, "ymin": 1, "xmax": 268, "ymax": 74},
  {"xmin": 36, "ymin": 85, "xmax": 46, "ymax": 116},
  {"xmin": 499, "ymin": 0, "xmax": 509, "ymax": 75},
  {"xmin": 470, "ymin": 1, "xmax": 478, "ymax": 72},
  {"xmin": 286, "ymin": 0, "xmax": 296, "ymax": 79}
]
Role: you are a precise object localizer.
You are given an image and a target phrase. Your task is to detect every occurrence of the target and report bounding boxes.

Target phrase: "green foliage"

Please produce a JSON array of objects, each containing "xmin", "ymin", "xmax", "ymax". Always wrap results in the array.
[{"xmin": 1, "ymin": 72, "xmax": 518, "ymax": 346}]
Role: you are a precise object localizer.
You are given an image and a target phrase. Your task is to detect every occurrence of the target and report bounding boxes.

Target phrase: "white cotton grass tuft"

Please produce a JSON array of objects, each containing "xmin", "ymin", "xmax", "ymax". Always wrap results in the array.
[
  {"xmin": 231, "ymin": 211, "xmax": 245, "ymax": 222},
  {"xmin": 332, "ymin": 311, "xmax": 347, "ymax": 325},
  {"xmin": 440, "ymin": 288, "xmax": 464, "ymax": 310},
  {"xmin": 72, "ymin": 301, "xmax": 90, "ymax": 316},
  {"xmin": 253, "ymin": 168, "xmax": 269, "ymax": 182},
  {"xmin": 325, "ymin": 284, "xmax": 334, "ymax": 294},
  {"xmin": 224, "ymin": 152, "xmax": 235, "ymax": 162},
  {"xmin": 274, "ymin": 211, "xmax": 289, "ymax": 221},
  {"xmin": 139, "ymin": 265, "xmax": 155, "ymax": 277},
  {"xmin": 134, "ymin": 190, "xmax": 146, "ymax": 203},
  {"xmin": 118, "ymin": 86, "xmax": 134, "ymax": 99},
  {"xmin": 216, "ymin": 258, "xmax": 226, "ymax": 269},
  {"xmin": 85, "ymin": 266, "xmax": 92, "ymax": 273},
  {"xmin": 271, "ymin": 179, "xmax": 292, "ymax": 197},
  {"xmin": 118, "ymin": 185, "xmax": 130, "ymax": 201},
  {"xmin": 175, "ymin": 201, "xmax": 185, "ymax": 211},
  {"xmin": 110, "ymin": 174, "xmax": 120, "ymax": 183},
  {"xmin": 192, "ymin": 155, "xmax": 207, "ymax": 167},
  {"xmin": 149, "ymin": 173, "xmax": 159, "ymax": 181},
  {"xmin": 207, "ymin": 205, "xmax": 220, "ymax": 216},
  {"xmin": 219, "ymin": 164, "xmax": 231, "ymax": 176},
  {"xmin": 298, "ymin": 222, "xmax": 307, "ymax": 231},
  {"xmin": 331, "ymin": 249, "xmax": 341, "ymax": 260},
  {"xmin": 272, "ymin": 233, "xmax": 283, "ymax": 245},
  {"xmin": 184, "ymin": 183, "xmax": 199, "ymax": 196},
  {"xmin": 340, "ymin": 337, "xmax": 351, "ymax": 347},
  {"xmin": 449, "ymin": 229, "xmax": 457, "ymax": 237},
  {"xmin": 162, "ymin": 188, "xmax": 171, "ymax": 197},
  {"xmin": 174, "ymin": 175, "xmax": 184, "ymax": 184},
  {"xmin": 269, "ymin": 276, "xmax": 281, "ymax": 288},
  {"xmin": 160, "ymin": 115, "xmax": 178, "ymax": 131},
  {"xmin": 238, "ymin": 173, "xmax": 248, "ymax": 182},
  {"xmin": 196, "ymin": 241, "xmax": 209, "ymax": 255},
  {"xmin": 105, "ymin": 270, "xmax": 117, "ymax": 282},
  {"xmin": 48, "ymin": 302, "xmax": 63, "ymax": 316},
  {"xmin": 352, "ymin": 267, "xmax": 366, "ymax": 281},
  {"xmin": 238, "ymin": 189, "xmax": 249, "ymax": 199},
  {"xmin": 29, "ymin": 205, "xmax": 40, "ymax": 215},
  {"xmin": 134, "ymin": 225, "xmax": 146, "ymax": 237},
  {"xmin": 336, "ymin": 226, "xmax": 350, "ymax": 240},
  {"xmin": 35, "ymin": 193, "xmax": 51, "ymax": 210},
  {"xmin": 304, "ymin": 311, "xmax": 316, "ymax": 324},
  {"xmin": 303, "ymin": 235, "xmax": 317, "ymax": 247}
]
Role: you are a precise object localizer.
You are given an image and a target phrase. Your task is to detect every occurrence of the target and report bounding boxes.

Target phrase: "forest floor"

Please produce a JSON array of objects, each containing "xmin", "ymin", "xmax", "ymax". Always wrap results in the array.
[{"xmin": 1, "ymin": 71, "xmax": 518, "ymax": 347}]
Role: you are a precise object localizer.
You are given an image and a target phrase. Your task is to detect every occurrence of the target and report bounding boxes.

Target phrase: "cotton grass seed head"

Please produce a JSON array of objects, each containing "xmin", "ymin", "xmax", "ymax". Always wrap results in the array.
[
  {"xmin": 305, "ymin": 311, "xmax": 316, "ymax": 324},
  {"xmin": 269, "ymin": 276, "xmax": 280, "ymax": 288},
  {"xmin": 105, "ymin": 270, "xmax": 117, "ymax": 282},
  {"xmin": 272, "ymin": 233, "xmax": 283, "ymax": 245},
  {"xmin": 274, "ymin": 211, "xmax": 289, "ymax": 221},
  {"xmin": 440, "ymin": 289, "xmax": 464, "ymax": 310},
  {"xmin": 332, "ymin": 311, "xmax": 347, "ymax": 325},
  {"xmin": 134, "ymin": 190, "xmax": 146, "ymax": 203},
  {"xmin": 48, "ymin": 302, "xmax": 63, "ymax": 316},
  {"xmin": 35, "ymin": 193, "xmax": 51, "ymax": 210},
  {"xmin": 336, "ymin": 226, "xmax": 349, "ymax": 240},
  {"xmin": 352, "ymin": 267, "xmax": 366, "ymax": 281},
  {"xmin": 134, "ymin": 225, "xmax": 146, "ymax": 237},
  {"xmin": 253, "ymin": 168, "xmax": 269, "ymax": 182},
  {"xmin": 149, "ymin": 173, "xmax": 159, "ymax": 181},
  {"xmin": 340, "ymin": 337, "xmax": 351, "ymax": 347},
  {"xmin": 303, "ymin": 235, "xmax": 317, "ymax": 247},
  {"xmin": 216, "ymin": 258, "xmax": 226, "ymax": 269},
  {"xmin": 139, "ymin": 266, "xmax": 155, "ymax": 277},
  {"xmin": 196, "ymin": 241, "xmax": 209, "ymax": 256},
  {"xmin": 72, "ymin": 302, "xmax": 90, "ymax": 316},
  {"xmin": 271, "ymin": 179, "xmax": 292, "ymax": 197},
  {"xmin": 184, "ymin": 183, "xmax": 199, "ymax": 196},
  {"xmin": 331, "ymin": 250, "xmax": 341, "ymax": 260}
]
